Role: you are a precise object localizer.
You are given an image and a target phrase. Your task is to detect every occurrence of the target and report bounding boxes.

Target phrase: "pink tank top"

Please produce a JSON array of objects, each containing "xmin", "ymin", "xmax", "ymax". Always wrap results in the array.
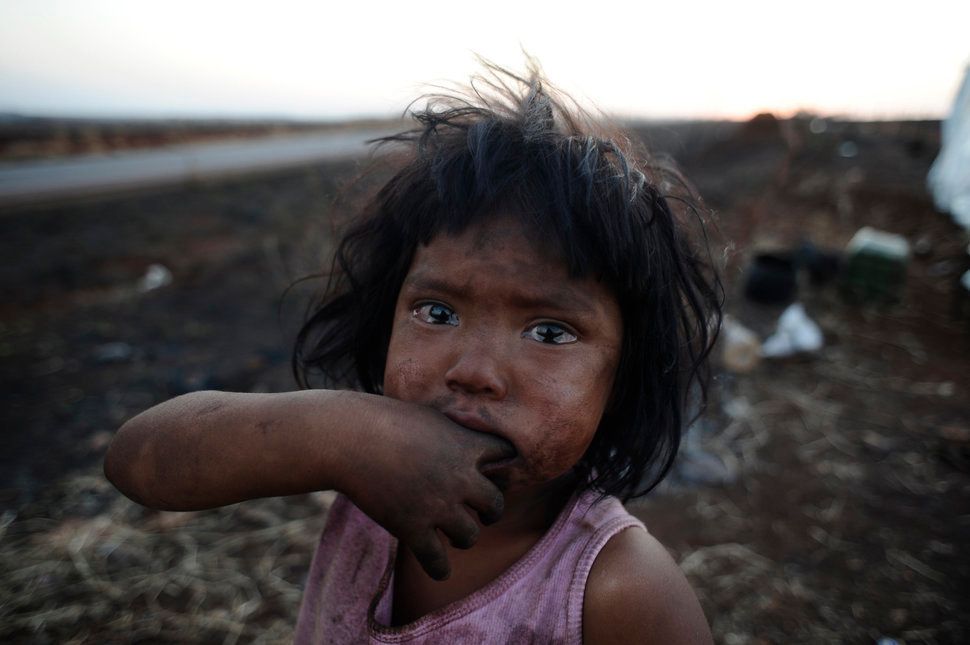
[{"xmin": 294, "ymin": 488, "xmax": 645, "ymax": 644}]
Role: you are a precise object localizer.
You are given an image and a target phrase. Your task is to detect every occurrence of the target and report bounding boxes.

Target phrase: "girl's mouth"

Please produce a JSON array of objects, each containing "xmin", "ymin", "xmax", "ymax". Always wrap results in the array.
[
  {"xmin": 442, "ymin": 409, "xmax": 497, "ymax": 434},
  {"xmin": 442, "ymin": 409, "xmax": 519, "ymax": 472}
]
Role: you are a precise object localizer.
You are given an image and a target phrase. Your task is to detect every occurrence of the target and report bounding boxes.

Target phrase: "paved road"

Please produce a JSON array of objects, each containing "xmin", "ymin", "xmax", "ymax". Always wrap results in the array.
[{"xmin": 0, "ymin": 127, "xmax": 396, "ymax": 208}]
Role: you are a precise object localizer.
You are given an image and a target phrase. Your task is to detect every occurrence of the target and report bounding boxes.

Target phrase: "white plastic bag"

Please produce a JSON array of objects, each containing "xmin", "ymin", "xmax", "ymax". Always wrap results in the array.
[
  {"xmin": 761, "ymin": 303, "xmax": 823, "ymax": 358},
  {"xmin": 928, "ymin": 66, "xmax": 970, "ymax": 230}
]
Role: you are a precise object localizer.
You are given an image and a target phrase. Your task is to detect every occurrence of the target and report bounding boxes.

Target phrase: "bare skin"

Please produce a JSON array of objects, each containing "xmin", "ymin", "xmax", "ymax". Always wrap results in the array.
[
  {"xmin": 584, "ymin": 527, "xmax": 713, "ymax": 644},
  {"xmin": 104, "ymin": 389, "xmax": 514, "ymax": 581},
  {"xmin": 105, "ymin": 216, "xmax": 712, "ymax": 642}
]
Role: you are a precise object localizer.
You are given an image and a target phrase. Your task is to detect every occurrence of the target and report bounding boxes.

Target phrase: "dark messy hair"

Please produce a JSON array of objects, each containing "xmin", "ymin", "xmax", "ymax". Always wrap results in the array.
[{"xmin": 293, "ymin": 60, "xmax": 722, "ymax": 501}]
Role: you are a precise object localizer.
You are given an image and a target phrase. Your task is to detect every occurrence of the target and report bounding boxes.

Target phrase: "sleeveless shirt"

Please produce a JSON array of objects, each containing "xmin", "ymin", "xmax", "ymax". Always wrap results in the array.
[{"xmin": 294, "ymin": 488, "xmax": 645, "ymax": 644}]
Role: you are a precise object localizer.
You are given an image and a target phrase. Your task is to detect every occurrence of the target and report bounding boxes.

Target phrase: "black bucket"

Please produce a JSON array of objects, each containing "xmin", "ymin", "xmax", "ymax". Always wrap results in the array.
[{"xmin": 744, "ymin": 253, "xmax": 797, "ymax": 304}]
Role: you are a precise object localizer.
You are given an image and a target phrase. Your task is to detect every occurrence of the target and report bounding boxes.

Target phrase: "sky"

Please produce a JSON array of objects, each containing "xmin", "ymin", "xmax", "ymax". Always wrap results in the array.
[{"xmin": 0, "ymin": 0, "xmax": 968, "ymax": 121}]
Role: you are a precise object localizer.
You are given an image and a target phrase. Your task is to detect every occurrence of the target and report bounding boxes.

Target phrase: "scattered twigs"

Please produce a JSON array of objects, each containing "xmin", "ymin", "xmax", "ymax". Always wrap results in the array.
[{"xmin": 0, "ymin": 473, "xmax": 330, "ymax": 643}]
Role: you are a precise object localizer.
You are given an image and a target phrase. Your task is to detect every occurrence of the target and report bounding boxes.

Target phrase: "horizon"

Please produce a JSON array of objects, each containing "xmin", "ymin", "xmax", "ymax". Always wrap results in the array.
[
  {"xmin": 1, "ymin": 1, "xmax": 968, "ymax": 122},
  {"xmin": 0, "ymin": 110, "xmax": 952, "ymax": 125}
]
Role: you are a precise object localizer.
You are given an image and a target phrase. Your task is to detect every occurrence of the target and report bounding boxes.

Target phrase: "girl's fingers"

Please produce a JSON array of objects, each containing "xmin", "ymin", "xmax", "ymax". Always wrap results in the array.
[
  {"xmin": 439, "ymin": 508, "xmax": 480, "ymax": 550},
  {"xmin": 409, "ymin": 533, "xmax": 451, "ymax": 581},
  {"xmin": 474, "ymin": 432, "xmax": 516, "ymax": 465},
  {"xmin": 465, "ymin": 478, "xmax": 505, "ymax": 525}
]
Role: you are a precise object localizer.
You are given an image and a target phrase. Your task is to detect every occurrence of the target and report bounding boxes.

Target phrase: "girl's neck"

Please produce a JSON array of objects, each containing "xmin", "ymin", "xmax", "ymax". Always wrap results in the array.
[{"xmin": 487, "ymin": 472, "xmax": 578, "ymax": 537}]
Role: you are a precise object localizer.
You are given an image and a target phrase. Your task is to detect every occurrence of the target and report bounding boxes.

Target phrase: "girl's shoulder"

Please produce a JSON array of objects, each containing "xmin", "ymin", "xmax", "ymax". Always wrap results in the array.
[{"xmin": 582, "ymin": 524, "xmax": 714, "ymax": 644}]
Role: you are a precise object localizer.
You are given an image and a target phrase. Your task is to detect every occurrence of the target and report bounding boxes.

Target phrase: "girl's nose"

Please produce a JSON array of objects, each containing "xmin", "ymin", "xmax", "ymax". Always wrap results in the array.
[{"xmin": 444, "ymin": 343, "xmax": 509, "ymax": 400}]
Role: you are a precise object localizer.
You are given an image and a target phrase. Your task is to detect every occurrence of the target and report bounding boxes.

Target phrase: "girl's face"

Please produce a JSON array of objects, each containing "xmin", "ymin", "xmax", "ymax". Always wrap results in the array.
[{"xmin": 384, "ymin": 216, "xmax": 623, "ymax": 497}]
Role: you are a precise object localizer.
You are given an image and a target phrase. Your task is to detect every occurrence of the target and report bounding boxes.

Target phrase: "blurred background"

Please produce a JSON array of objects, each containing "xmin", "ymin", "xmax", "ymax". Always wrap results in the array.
[{"xmin": 1, "ymin": 1, "xmax": 968, "ymax": 643}]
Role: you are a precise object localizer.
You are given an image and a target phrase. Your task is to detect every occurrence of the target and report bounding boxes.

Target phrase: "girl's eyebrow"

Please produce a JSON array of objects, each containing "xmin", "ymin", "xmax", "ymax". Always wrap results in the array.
[
  {"xmin": 403, "ymin": 274, "xmax": 599, "ymax": 316},
  {"xmin": 403, "ymin": 274, "xmax": 464, "ymax": 297}
]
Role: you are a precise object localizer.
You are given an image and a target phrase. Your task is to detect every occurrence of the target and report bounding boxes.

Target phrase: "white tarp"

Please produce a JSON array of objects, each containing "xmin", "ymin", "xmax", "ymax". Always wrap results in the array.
[{"xmin": 928, "ymin": 65, "xmax": 970, "ymax": 231}]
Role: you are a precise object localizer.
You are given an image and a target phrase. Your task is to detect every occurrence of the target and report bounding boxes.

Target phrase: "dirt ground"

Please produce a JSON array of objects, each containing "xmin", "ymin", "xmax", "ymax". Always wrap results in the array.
[{"xmin": 1, "ymin": 116, "xmax": 967, "ymax": 644}]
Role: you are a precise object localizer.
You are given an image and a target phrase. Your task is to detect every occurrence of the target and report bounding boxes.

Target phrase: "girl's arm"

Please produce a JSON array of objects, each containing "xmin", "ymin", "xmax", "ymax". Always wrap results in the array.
[
  {"xmin": 104, "ymin": 389, "xmax": 512, "ymax": 579},
  {"xmin": 583, "ymin": 527, "xmax": 713, "ymax": 644}
]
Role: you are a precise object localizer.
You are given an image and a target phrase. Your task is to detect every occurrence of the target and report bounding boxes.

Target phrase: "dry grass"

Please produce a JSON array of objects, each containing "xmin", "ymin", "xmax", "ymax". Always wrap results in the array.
[
  {"xmin": 633, "ymin": 312, "xmax": 969, "ymax": 644},
  {"xmin": 1, "ymin": 478, "xmax": 332, "ymax": 644}
]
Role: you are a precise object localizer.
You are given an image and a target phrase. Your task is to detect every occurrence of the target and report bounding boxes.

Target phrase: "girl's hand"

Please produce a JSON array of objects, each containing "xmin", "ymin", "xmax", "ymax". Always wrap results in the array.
[
  {"xmin": 338, "ymin": 395, "xmax": 514, "ymax": 581},
  {"xmin": 105, "ymin": 389, "xmax": 511, "ymax": 580}
]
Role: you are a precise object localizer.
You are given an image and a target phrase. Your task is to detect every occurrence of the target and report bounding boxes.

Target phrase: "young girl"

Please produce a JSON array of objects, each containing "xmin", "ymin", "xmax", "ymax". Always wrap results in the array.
[{"xmin": 105, "ymin": 62, "xmax": 721, "ymax": 644}]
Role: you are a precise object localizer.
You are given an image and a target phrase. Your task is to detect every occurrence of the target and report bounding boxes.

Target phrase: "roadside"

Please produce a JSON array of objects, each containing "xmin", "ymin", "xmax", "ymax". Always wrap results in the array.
[
  {"xmin": 0, "ymin": 116, "xmax": 402, "ymax": 162},
  {"xmin": 0, "ymin": 124, "xmax": 399, "ymax": 208}
]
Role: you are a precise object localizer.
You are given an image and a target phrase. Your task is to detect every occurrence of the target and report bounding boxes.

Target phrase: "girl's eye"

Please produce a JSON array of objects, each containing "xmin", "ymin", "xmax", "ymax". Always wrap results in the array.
[
  {"xmin": 413, "ymin": 302, "xmax": 459, "ymax": 326},
  {"xmin": 524, "ymin": 322, "xmax": 577, "ymax": 345}
]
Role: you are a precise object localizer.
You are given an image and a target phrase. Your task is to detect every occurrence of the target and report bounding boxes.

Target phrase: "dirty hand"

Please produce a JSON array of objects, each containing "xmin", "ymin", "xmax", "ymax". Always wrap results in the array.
[{"xmin": 338, "ymin": 395, "xmax": 515, "ymax": 581}]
